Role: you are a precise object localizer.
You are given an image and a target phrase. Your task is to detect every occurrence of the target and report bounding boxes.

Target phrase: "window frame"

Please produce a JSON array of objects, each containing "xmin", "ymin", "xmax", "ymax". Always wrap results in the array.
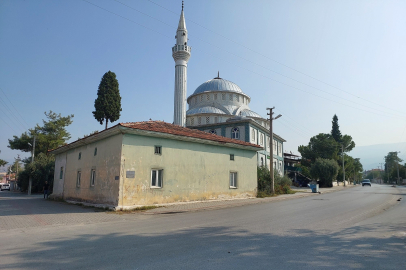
[
  {"xmin": 154, "ymin": 145, "xmax": 162, "ymax": 155},
  {"xmin": 230, "ymin": 154, "xmax": 234, "ymax": 161},
  {"xmin": 230, "ymin": 172, "xmax": 238, "ymax": 188},
  {"xmin": 94, "ymin": 147, "xmax": 97, "ymax": 156},
  {"xmin": 231, "ymin": 127, "xmax": 240, "ymax": 139},
  {"xmin": 90, "ymin": 169, "xmax": 96, "ymax": 186},
  {"xmin": 151, "ymin": 169, "xmax": 163, "ymax": 188},
  {"xmin": 76, "ymin": 171, "xmax": 81, "ymax": 187},
  {"xmin": 78, "ymin": 152, "xmax": 81, "ymax": 160},
  {"xmin": 59, "ymin": 167, "xmax": 64, "ymax": 179}
]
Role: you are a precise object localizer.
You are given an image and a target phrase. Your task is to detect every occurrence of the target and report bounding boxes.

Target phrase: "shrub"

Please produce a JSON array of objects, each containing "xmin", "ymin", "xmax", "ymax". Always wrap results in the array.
[{"xmin": 257, "ymin": 167, "xmax": 293, "ymax": 196}]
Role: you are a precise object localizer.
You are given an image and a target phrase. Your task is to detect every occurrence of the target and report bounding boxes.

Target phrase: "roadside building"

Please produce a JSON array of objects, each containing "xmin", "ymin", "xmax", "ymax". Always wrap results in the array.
[{"xmin": 50, "ymin": 121, "xmax": 261, "ymax": 209}]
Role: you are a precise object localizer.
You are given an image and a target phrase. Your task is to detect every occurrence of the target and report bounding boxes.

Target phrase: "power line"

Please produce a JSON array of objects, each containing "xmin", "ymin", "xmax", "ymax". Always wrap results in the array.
[
  {"xmin": 83, "ymin": 0, "xmax": 404, "ymax": 135},
  {"xmin": 0, "ymin": 96, "xmax": 27, "ymax": 132},
  {"xmin": 112, "ymin": 0, "xmax": 406, "ymax": 119},
  {"xmin": 0, "ymin": 86, "xmax": 30, "ymax": 128},
  {"xmin": 145, "ymin": 0, "xmax": 406, "ymax": 117}
]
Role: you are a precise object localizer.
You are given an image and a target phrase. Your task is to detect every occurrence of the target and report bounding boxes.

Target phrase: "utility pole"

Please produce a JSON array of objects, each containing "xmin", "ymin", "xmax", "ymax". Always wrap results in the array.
[
  {"xmin": 342, "ymin": 144, "xmax": 345, "ymax": 187},
  {"xmin": 28, "ymin": 136, "xmax": 36, "ymax": 195},
  {"xmin": 267, "ymin": 107, "xmax": 281, "ymax": 195},
  {"xmin": 14, "ymin": 155, "xmax": 20, "ymax": 191},
  {"xmin": 396, "ymin": 151, "xmax": 400, "ymax": 185},
  {"xmin": 379, "ymin": 162, "xmax": 384, "ymax": 184}
]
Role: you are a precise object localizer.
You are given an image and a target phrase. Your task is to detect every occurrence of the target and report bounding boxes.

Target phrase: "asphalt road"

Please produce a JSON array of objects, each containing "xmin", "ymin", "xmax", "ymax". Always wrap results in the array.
[{"xmin": 1, "ymin": 185, "xmax": 405, "ymax": 270}]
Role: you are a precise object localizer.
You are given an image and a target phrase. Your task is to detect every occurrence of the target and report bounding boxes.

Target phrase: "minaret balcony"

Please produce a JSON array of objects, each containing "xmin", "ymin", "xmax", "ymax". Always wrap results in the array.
[{"xmin": 172, "ymin": 45, "xmax": 191, "ymax": 53}]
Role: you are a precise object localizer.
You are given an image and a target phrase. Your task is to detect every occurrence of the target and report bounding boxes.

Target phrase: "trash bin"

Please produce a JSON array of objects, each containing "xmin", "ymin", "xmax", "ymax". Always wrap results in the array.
[{"xmin": 309, "ymin": 183, "xmax": 319, "ymax": 193}]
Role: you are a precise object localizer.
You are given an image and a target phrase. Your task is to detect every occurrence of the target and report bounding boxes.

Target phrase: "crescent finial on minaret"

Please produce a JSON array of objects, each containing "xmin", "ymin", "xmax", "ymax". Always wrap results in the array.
[{"xmin": 182, "ymin": 1, "xmax": 184, "ymax": 11}]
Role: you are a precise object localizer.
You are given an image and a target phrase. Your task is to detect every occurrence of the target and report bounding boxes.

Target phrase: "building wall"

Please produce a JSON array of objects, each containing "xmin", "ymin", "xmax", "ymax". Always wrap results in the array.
[
  {"xmin": 52, "ymin": 153, "xmax": 67, "ymax": 197},
  {"xmin": 57, "ymin": 134, "xmax": 123, "ymax": 205},
  {"xmin": 119, "ymin": 133, "xmax": 258, "ymax": 208}
]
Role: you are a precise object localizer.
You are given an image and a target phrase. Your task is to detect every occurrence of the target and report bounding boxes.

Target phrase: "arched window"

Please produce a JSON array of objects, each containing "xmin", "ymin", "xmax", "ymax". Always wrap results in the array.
[
  {"xmin": 260, "ymin": 134, "xmax": 264, "ymax": 145},
  {"xmin": 261, "ymin": 157, "xmax": 264, "ymax": 167},
  {"xmin": 252, "ymin": 129, "xmax": 256, "ymax": 141},
  {"xmin": 209, "ymin": 129, "xmax": 217, "ymax": 135},
  {"xmin": 232, "ymin": 127, "xmax": 240, "ymax": 139}
]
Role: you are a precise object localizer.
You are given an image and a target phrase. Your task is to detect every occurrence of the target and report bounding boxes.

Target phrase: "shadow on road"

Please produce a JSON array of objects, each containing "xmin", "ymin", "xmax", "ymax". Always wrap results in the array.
[{"xmin": 2, "ymin": 223, "xmax": 405, "ymax": 270}]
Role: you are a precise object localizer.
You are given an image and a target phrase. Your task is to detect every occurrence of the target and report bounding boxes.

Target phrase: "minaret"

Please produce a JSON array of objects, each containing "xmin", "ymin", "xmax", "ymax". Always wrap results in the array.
[{"xmin": 172, "ymin": 1, "xmax": 191, "ymax": 127}]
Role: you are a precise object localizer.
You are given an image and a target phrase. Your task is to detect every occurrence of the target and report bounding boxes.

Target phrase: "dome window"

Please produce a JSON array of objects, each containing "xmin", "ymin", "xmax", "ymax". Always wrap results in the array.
[
  {"xmin": 200, "ymin": 95, "xmax": 203, "ymax": 102},
  {"xmin": 229, "ymin": 94, "xmax": 233, "ymax": 101},
  {"xmin": 222, "ymin": 93, "xmax": 225, "ymax": 100},
  {"xmin": 236, "ymin": 95, "xmax": 239, "ymax": 102},
  {"xmin": 206, "ymin": 94, "xmax": 210, "ymax": 101},
  {"xmin": 198, "ymin": 117, "xmax": 202, "ymax": 125},
  {"xmin": 206, "ymin": 116, "xmax": 210, "ymax": 124},
  {"xmin": 191, "ymin": 118, "xmax": 194, "ymax": 126},
  {"xmin": 214, "ymin": 116, "xmax": 218, "ymax": 123},
  {"xmin": 214, "ymin": 93, "xmax": 217, "ymax": 100}
]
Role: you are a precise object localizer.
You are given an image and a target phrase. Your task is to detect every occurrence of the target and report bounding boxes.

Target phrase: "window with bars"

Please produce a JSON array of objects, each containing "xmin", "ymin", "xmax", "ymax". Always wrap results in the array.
[
  {"xmin": 214, "ymin": 93, "xmax": 217, "ymax": 100},
  {"xmin": 230, "ymin": 172, "xmax": 237, "ymax": 188},
  {"xmin": 198, "ymin": 117, "xmax": 201, "ymax": 125},
  {"xmin": 151, "ymin": 169, "xmax": 163, "ymax": 188},
  {"xmin": 200, "ymin": 95, "xmax": 203, "ymax": 101},
  {"xmin": 206, "ymin": 116, "xmax": 210, "ymax": 124},
  {"xmin": 229, "ymin": 94, "xmax": 233, "ymax": 101},
  {"xmin": 191, "ymin": 118, "xmax": 194, "ymax": 125},
  {"xmin": 154, "ymin": 146, "xmax": 162, "ymax": 155},
  {"xmin": 206, "ymin": 94, "xmax": 210, "ymax": 101}
]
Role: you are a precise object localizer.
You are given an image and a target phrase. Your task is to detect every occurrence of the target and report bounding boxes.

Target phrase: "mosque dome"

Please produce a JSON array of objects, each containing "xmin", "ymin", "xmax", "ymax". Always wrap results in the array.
[{"xmin": 193, "ymin": 77, "xmax": 244, "ymax": 95}]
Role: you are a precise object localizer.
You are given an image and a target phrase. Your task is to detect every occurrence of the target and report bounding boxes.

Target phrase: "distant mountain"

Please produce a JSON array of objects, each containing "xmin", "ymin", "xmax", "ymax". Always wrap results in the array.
[{"xmin": 349, "ymin": 142, "xmax": 406, "ymax": 171}]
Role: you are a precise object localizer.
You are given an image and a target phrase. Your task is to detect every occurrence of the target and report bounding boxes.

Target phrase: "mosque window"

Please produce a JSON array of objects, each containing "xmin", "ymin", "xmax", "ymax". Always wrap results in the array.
[
  {"xmin": 191, "ymin": 118, "xmax": 194, "ymax": 125},
  {"xmin": 229, "ymin": 94, "xmax": 233, "ymax": 101},
  {"xmin": 206, "ymin": 94, "xmax": 210, "ymax": 101},
  {"xmin": 230, "ymin": 154, "xmax": 234, "ymax": 161},
  {"xmin": 252, "ymin": 129, "xmax": 255, "ymax": 141},
  {"xmin": 209, "ymin": 129, "xmax": 217, "ymax": 135},
  {"xmin": 260, "ymin": 134, "xmax": 264, "ymax": 145},
  {"xmin": 242, "ymin": 97, "xmax": 245, "ymax": 103},
  {"xmin": 214, "ymin": 116, "xmax": 218, "ymax": 123},
  {"xmin": 200, "ymin": 95, "xmax": 203, "ymax": 102},
  {"xmin": 237, "ymin": 95, "xmax": 239, "ymax": 102},
  {"xmin": 222, "ymin": 93, "xmax": 225, "ymax": 100},
  {"xmin": 206, "ymin": 116, "xmax": 210, "ymax": 124},
  {"xmin": 232, "ymin": 127, "xmax": 240, "ymax": 139},
  {"xmin": 198, "ymin": 117, "xmax": 201, "ymax": 125},
  {"xmin": 214, "ymin": 93, "xmax": 217, "ymax": 100}
]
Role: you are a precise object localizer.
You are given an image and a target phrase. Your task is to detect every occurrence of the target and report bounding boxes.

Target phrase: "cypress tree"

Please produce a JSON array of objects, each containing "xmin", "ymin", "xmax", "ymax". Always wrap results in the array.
[
  {"xmin": 331, "ymin": 114, "xmax": 342, "ymax": 142},
  {"xmin": 93, "ymin": 71, "xmax": 122, "ymax": 129}
]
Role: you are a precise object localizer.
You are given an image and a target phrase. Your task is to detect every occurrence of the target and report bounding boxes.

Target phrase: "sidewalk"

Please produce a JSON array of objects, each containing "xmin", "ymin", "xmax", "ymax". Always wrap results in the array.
[{"xmin": 143, "ymin": 184, "xmax": 356, "ymax": 214}]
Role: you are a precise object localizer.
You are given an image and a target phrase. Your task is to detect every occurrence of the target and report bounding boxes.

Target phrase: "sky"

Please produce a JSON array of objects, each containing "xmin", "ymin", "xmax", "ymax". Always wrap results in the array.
[{"xmin": 0, "ymin": 0, "xmax": 405, "ymax": 171}]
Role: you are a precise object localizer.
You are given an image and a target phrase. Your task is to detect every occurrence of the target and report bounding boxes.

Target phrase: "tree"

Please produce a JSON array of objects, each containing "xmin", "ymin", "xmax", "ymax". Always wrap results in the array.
[
  {"xmin": 385, "ymin": 152, "xmax": 403, "ymax": 183},
  {"xmin": 0, "ymin": 159, "xmax": 7, "ymax": 167},
  {"xmin": 331, "ymin": 114, "xmax": 342, "ymax": 142},
  {"xmin": 18, "ymin": 153, "xmax": 55, "ymax": 192},
  {"xmin": 298, "ymin": 133, "xmax": 339, "ymax": 167},
  {"xmin": 310, "ymin": 158, "xmax": 339, "ymax": 187},
  {"xmin": 8, "ymin": 111, "xmax": 74, "ymax": 156},
  {"xmin": 93, "ymin": 71, "xmax": 122, "ymax": 129}
]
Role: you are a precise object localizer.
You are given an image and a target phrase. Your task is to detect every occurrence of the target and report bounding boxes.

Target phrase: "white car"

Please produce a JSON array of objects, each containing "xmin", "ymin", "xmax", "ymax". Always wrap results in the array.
[{"xmin": 1, "ymin": 184, "xmax": 10, "ymax": 191}]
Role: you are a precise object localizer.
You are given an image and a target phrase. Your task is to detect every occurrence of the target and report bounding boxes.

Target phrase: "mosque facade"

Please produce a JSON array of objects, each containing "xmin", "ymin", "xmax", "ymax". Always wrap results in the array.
[{"xmin": 173, "ymin": 6, "xmax": 285, "ymax": 173}]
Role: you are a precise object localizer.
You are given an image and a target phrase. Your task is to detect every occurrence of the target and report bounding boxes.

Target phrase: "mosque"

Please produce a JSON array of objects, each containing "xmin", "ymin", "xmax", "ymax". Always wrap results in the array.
[
  {"xmin": 173, "ymin": 4, "xmax": 285, "ymax": 173},
  {"xmin": 49, "ymin": 5, "xmax": 285, "ymax": 208}
]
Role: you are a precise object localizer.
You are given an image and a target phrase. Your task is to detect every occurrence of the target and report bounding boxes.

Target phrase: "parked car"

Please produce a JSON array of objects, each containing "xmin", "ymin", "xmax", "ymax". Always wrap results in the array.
[
  {"xmin": 1, "ymin": 183, "xmax": 10, "ymax": 191},
  {"xmin": 362, "ymin": 179, "xmax": 371, "ymax": 187}
]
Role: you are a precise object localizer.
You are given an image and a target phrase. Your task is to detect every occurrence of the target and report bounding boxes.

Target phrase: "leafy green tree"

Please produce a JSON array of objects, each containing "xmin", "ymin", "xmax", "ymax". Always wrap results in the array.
[
  {"xmin": 18, "ymin": 153, "xmax": 55, "ymax": 192},
  {"xmin": 0, "ymin": 159, "xmax": 7, "ymax": 167},
  {"xmin": 8, "ymin": 111, "xmax": 74, "ymax": 156},
  {"xmin": 331, "ymin": 114, "xmax": 342, "ymax": 142},
  {"xmin": 93, "ymin": 71, "xmax": 122, "ymax": 129},
  {"xmin": 310, "ymin": 158, "xmax": 339, "ymax": 187},
  {"xmin": 298, "ymin": 133, "xmax": 339, "ymax": 167},
  {"xmin": 384, "ymin": 152, "xmax": 403, "ymax": 183}
]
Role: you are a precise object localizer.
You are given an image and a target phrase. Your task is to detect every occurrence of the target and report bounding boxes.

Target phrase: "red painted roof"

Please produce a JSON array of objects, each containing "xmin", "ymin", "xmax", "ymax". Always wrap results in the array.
[{"xmin": 120, "ymin": 121, "xmax": 261, "ymax": 148}]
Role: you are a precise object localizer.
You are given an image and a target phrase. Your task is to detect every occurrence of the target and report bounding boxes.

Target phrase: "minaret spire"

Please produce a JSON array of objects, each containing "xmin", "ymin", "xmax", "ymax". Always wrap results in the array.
[{"xmin": 172, "ymin": 2, "xmax": 191, "ymax": 127}]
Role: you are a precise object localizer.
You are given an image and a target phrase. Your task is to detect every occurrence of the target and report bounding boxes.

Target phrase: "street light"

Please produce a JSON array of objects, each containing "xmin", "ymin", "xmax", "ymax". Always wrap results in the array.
[{"xmin": 27, "ymin": 136, "xmax": 36, "ymax": 195}]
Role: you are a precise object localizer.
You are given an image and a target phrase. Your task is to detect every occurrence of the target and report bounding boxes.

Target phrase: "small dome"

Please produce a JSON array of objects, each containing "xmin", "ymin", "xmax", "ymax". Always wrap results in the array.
[
  {"xmin": 193, "ymin": 77, "xmax": 243, "ymax": 95},
  {"xmin": 186, "ymin": 106, "xmax": 227, "ymax": 115},
  {"xmin": 239, "ymin": 109, "xmax": 262, "ymax": 118}
]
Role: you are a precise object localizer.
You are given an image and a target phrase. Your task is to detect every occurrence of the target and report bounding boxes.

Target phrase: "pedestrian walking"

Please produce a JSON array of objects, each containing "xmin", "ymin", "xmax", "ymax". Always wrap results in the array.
[{"xmin": 43, "ymin": 181, "xmax": 49, "ymax": 199}]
